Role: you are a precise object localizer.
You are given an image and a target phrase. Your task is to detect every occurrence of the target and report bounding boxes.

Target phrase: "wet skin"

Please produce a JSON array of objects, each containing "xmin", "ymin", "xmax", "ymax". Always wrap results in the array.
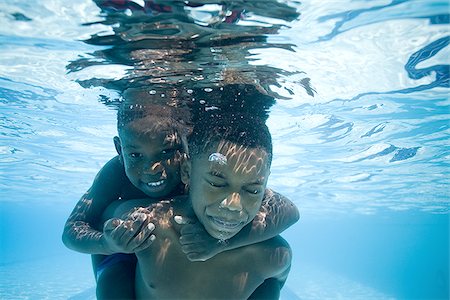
[
  {"xmin": 114, "ymin": 125, "xmax": 184, "ymax": 199},
  {"xmin": 107, "ymin": 141, "xmax": 290, "ymax": 299},
  {"xmin": 185, "ymin": 141, "xmax": 271, "ymax": 240}
]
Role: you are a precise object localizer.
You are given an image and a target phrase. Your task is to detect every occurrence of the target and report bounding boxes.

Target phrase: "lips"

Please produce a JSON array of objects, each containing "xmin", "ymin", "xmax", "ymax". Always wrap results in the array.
[
  {"xmin": 210, "ymin": 216, "xmax": 243, "ymax": 231},
  {"xmin": 146, "ymin": 179, "xmax": 165, "ymax": 187},
  {"xmin": 142, "ymin": 179, "xmax": 167, "ymax": 193}
]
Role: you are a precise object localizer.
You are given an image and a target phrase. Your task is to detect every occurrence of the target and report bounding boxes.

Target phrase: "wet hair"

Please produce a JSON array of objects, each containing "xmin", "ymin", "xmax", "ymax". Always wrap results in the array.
[
  {"xmin": 191, "ymin": 84, "xmax": 275, "ymax": 122},
  {"xmin": 189, "ymin": 111, "xmax": 272, "ymax": 164},
  {"xmin": 117, "ymin": 101, "xmax": 191, "ymax": 141}
]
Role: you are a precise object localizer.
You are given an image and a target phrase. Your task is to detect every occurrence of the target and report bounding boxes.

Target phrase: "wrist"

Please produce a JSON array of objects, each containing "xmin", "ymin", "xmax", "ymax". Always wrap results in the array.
[{"xmin": 99, "ymin": 234, "xmax": 115, "ymax": 255}]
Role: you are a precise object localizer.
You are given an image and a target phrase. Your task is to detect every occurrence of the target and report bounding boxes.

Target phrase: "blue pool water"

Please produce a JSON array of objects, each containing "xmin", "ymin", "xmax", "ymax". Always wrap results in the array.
[{"xmin": 1, "ymin": 0, "xmax": 449, "ymax": 299}]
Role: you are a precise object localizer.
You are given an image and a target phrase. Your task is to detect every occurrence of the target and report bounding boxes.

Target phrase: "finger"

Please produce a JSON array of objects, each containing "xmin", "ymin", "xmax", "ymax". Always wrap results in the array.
[
  {"xmin": 107, "ymin": 218, "xmax": 131, "ymax": 241},
  {"xmin": 109, "ymin": 220, "xmax": 129, "ymax": 241},
  {"xmin": 103, "ymin": 218, "xmax": 122, "ymax": 232},
  {"xmin": 187, "ymin": 252, "xmax": 208, "ymax": 262},
  {"xmin": 120, "ymin": 218, "xmax": 146, "ymax": 245},
  {"xmin": 179, "ymin": 233, "xmax": 204, "ymax": 244},
  {"xmin": 131, "ymin": 222, "xmax": 155, "ymax": 246},
  {"xmin": 180, "ymin": 223, "xmax": 204, "ymax": 235},
  {"xmin": 121, "ymin": 208, "xmax": 148, "ymax": 221},
  {"xmin": 181, "ymin": 243, "xmax": 206, "ymax": 254},
  {"xmin": 128, "ymin": 211, "xmax": 148, "ymax": 222},
  {"xmin": 127, "ymin": 223, "xmax": 155, "ymax": 249},
  {"xmin": 133, "ymin": 234, "xmax": 156, "ymax": 253},
  {"xmin": 174, "ymin": 215, "xmax": 195, "ymax": 225}
]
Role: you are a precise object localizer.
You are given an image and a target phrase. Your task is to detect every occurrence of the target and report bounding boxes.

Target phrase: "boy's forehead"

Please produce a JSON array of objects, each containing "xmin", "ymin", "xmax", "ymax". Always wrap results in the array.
[
  {"xmin": 201, "ymin": 141, "xmax": 270, "ymax": 176},
  {"xmin": 120, "ymin": 123, "xmax": 180, "ymax": 144}
]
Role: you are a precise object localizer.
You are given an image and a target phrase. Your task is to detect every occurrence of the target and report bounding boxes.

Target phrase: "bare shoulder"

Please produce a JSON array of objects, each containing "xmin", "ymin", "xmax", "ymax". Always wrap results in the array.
[
  {"xmin": 89, "ymin": 156, "xmax": 126, "ymax": 198},
  {"xmin": 261, "ymin": 188, "xmax": 300, "ymax": 224},
  {"xmin": 97, "ymin": 156, "xmax": 124, "ymax": 178},
  {"xmin": 263, "ymin": 188, "xmax": 296, "ymax": 208},
  {"xmin": 246, "ymin": 235, "xmax": 292, "ymax": 279},
  {"xmin": 111, "ymin": 198, "xmax": 172, "ymax": 219}
]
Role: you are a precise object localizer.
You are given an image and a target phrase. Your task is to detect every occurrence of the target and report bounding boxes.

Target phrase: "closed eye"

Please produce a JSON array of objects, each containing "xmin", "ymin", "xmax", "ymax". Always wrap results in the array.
[{"xmin": 208, "ymin": 181, "xmax": 226, "ymax": 188}]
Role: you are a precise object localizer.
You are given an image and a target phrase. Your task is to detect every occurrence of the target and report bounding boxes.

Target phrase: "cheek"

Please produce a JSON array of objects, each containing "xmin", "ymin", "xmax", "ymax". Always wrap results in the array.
[
  {"xmin": 201, "ymin": 183, "xmax": 219, "ymax": 198},
  {"xmin": 125, "ymin": 161, "xmax": 140, "ymax": 173},
  {"xmin": 190, "ymin": 183, "xmax": 215, "ymax": 206},
  {"xmin": 164, "ymin": 160, "xmax": 181, "ymax": 177},
  {"xmin": 244, "ymin": 197, "xmax": 263, "ymax": 213}
]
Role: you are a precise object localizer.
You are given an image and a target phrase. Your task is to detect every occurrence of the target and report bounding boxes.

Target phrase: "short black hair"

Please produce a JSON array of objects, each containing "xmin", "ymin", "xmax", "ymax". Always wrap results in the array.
[
  {"xmin": 117, "ymin": 101, "xmax": 191, "ymax": 138},
  {"xmin": 189, "ymin": 111, "xmax": 272, "ymax": 164}
]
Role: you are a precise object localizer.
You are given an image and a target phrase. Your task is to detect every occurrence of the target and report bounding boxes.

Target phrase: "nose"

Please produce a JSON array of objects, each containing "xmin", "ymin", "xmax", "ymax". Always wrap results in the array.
[
  {"xmin": 143, "ymin": 161, "xmax": 164, "ymax": 175},
  {"xmin": 220, "ymin": 192, "xmax": 243, "ymax": 212}
]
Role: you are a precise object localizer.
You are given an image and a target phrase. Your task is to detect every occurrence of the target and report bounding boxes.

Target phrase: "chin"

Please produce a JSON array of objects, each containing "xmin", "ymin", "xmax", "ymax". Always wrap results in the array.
[{"xmin": 207, "ymin": 227, "xmax": 239, "ymax": 241}]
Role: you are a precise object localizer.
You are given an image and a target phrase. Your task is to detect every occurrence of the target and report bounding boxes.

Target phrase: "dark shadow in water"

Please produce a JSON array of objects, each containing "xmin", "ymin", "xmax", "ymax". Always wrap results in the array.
[
  {"xmin": 64, "ymin": 2, "xmax": 305, "ymax": 298},
  {"xmin": 66, "ymin": 0, "xmax": 313, "ymax": 108}
]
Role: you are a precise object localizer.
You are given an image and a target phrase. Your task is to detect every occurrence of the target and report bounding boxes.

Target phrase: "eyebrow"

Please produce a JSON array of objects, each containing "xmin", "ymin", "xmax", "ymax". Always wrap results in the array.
[
  {"xmin": 208, "ymin": 170, "xmax": 225, "ymax": 178},
  {"xmin": 246, "ymin": 179, "xmax": 265, "ymax": 185},
  {"xmin": 208, "ymin": 170, "xmax": 265, "ymax": 185}
]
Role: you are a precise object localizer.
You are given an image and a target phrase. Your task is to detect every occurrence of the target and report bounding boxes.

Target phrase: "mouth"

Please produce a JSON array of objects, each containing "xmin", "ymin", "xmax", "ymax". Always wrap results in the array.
[
  {"xmin": 209, "ymin": 216, "xmax": 243, "ymax": 231},
  {"xmin": 146, "ymin": 179, "xmax": 165, "ymax": 187}
]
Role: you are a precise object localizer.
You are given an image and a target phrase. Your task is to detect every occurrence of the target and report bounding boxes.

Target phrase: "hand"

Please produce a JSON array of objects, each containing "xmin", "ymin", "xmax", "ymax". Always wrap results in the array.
[
  {"xmin": 102, "ymin": 212, "xmax": 155, "ymax": 254},
  {"xmin": 175, "ymin": 216, "xmax": 224, "ymax": 261}
]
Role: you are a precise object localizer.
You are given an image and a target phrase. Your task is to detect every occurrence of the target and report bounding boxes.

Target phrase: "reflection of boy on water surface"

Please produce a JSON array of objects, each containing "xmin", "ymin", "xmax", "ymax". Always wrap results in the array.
[
  {"xmin": 104, "ymin": 111, "xmax": 293, "ymax": 299},
  {"xmin": 62, "ymin": 86, "xmax": 299, "ymax": 299}
]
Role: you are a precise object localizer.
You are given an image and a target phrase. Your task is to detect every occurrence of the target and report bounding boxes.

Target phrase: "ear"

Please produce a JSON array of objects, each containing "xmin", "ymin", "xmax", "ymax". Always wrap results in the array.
[
  {"xmin": 113, "ymin": 136, "xmax": 123, "ymax": 158},
  {"xmin": 180, "ymin": 135, "xmax": 189, "ymax": 156},
  {"xmin": 180, "ymin": 154, "xmax": 191, "ymax": 185}
]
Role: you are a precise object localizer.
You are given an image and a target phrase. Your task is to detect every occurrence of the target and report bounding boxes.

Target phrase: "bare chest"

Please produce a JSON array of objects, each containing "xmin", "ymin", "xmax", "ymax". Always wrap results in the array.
[{"xmin": 136, "ymin": 234, "xmax": 265, "ymax": 299}]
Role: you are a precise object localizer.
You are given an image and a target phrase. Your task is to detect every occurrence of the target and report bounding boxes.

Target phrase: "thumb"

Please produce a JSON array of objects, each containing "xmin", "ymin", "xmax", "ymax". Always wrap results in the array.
[{"xmin": 174, "ymin": 215, "xmax": 195, "ymax": 225}]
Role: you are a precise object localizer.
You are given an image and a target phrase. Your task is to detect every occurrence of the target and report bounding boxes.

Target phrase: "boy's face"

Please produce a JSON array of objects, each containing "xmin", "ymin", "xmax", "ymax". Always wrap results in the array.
[
  {"xmin": 184, "ymin": 141, "xmax": 270, "ymax": 240},
  {"xmin": 115, "ymin": 125, "xmax": 184, "ymax": 198}
]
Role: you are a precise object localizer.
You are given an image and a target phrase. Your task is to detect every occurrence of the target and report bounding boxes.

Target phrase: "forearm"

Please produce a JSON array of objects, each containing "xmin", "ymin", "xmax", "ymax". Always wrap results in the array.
[
  {"xmin": 220, "ymin": 189, "xmax": 299, "ymax": 252},
  {"xmin": 62, "ymin": 156, "xmax": 128, "ymax": 255},
  {"xmin": 217, "ymin": 217, "xmax": 279, "ymax": 252},
  {"xmin": 62, "ymin": 220, "xmax": 113, "ymax": 255}
]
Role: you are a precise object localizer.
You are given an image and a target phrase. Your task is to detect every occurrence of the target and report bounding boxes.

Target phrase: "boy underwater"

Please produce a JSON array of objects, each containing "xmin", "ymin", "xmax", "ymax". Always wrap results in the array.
[
  {"xmin": 106, "ymin": 110, "xmax": 294, "ymax": 299},
  {"xmin": 62, "ymin": 88, "xmax": 299, "ymax": 299}
]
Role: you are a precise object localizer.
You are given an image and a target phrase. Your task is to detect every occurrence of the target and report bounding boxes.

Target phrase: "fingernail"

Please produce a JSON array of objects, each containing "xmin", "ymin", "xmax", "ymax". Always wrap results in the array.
[
  {"xmin": 147, "ymin": 223, "xmax": 155, "ymax": 231},
  {"xmin": 112, "ymin": 219, "xmax": 123, "ymax": 226},
  {"xmin": 174, "ymin": 216, "xmax": 183, "ymax": 224}
]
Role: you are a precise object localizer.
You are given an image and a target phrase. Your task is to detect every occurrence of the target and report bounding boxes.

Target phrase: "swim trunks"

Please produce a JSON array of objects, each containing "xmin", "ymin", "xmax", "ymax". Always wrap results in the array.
[{"xmin": 95, "ymin": 253, "xmax": 137, "ymax": 281}]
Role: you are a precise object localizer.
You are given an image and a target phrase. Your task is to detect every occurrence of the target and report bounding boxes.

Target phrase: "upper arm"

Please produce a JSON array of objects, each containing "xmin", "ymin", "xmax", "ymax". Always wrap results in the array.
[
  {"xmin": 216, "ymin": 191, "xmax": 298, "ymax": 253},
  {"xmin": 257, "ymin": 235, "xmax": 292, "ymax": 280},
  {"xmin": 257, "ymin": 189, "xmax": 299, "ymax": 233},
  {"xmin": 64, "ymin": 156, "xmax": 127, "ymax": 230},
  {"xmin": 248, "ymin": 236, "xmax": 292, "ymax": 299}
]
